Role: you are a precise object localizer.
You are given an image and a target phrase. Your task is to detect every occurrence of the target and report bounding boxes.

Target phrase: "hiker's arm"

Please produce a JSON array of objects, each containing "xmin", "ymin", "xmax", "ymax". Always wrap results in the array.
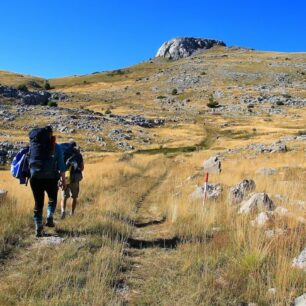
[
  {"xmin": 56, "ymin": 144, "xmax": 67, "ymax": 188},
  {"xmin": 60, "ymin": 172, "xmax": 66, "ymax": 189}
]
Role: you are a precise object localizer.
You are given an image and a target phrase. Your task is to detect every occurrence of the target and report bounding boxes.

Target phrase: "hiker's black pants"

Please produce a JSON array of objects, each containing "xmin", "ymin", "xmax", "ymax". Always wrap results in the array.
[{"xmin": 30, "ymin": 178, "xmax": 58, "ymax": 228}]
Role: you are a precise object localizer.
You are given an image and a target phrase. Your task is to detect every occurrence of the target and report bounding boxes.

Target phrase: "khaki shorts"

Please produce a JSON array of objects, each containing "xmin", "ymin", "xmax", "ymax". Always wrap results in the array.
[{"xmin": 62, "ymin": 181, "xmax": 80, "ymax": 199}]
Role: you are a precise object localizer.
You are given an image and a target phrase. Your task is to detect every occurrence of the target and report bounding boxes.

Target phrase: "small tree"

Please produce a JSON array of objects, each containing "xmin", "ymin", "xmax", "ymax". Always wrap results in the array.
[
  {"xmin": 44, "ymin": 81, "xmax": 51, "ymax": 90},
  {"xmin": 48, "ymin": 101, "xmax": 58, "ymax": 107},
  {"xmin": 207, "ymin": 94, "xmax": 219, "ymax": 108},
  {"xmin": 17, "ymin": 84, "xmax": 28, "ymax": 92},
  {"xmin": 171, "ymin": 88, "xmax": 178, "ymax": 95}
]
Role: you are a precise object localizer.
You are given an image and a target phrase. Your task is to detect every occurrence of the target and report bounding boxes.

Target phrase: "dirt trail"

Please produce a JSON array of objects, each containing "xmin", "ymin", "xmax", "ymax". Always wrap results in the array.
[{"xmin": 116, "ymin": 170, "xmax": 179, "ymax": 305}]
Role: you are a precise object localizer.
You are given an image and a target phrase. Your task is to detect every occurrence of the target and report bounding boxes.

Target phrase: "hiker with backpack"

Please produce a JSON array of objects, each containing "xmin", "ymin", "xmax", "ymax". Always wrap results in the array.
[
  {"xmin": 60, "ymin": 140, "xmax": 84, "ymax": 219},
  {"xmin": 28, "ymin": 126, "xmax": 66, "ymax": 237}
]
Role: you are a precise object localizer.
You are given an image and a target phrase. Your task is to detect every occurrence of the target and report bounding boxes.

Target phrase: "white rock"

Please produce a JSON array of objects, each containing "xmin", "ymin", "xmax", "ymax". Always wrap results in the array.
[
  {"xmin": 274, "ymin": 206, "xmax": 289, "ymax": 216},
  {"xmin": 39, "ymin": 236, "xmax": 65, "ymax": 245},
  {"xmin": 256, "ymin": 168, "xmax": 277, "ymax": 175},
  {"xmin": 239, "ymin": 193, "xmax": 275, "ymax": 214},
  {"xmin": 229, "ymin": 179, "xmax": 256, "ymax": 205},
  {"xmin": 294, "ymin": 294, "xmax": 306, "ymax": 306},
  {"xmin": 292, "ymin": 247, "xmax": 306, "ymax": 270},
  {"xmin": 268, "ymin": 288, "xmax": 277, "ymax": 295},
  {"xmin": 191, "ymin": 184, "xmax": 222, "ymax": 200},
  {"xmin": 0, "ymin": 189, "xmax": 7, "ymax": 199},
  {"xmin": 265, "ymin": 228, "xmax": 284, "ymax": 238},
  {"xmin": 251, "ymin": 211, "xmax": 274, "ymax": 227},
  {"xmin": 203, "ymin": 156, "xmax": 221, "ymax": 174}
]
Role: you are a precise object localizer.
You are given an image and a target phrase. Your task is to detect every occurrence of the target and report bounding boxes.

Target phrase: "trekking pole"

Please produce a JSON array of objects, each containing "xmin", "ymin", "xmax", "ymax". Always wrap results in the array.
[{"xmin": 202, "ymin": 172, "xmax": 209, "ymax": 207}]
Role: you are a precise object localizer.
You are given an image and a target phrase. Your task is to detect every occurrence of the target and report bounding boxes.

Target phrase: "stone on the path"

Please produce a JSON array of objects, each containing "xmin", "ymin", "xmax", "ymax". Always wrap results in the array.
[
  {"xmin": 256, "ymin": 168, "xmax": 277, "ymax": 175},
  {"xmin": 294, "ymin": 293, "xmax": 306, "ymax": 306},
  {"xmin": 251, "ymin": 211, "xmax": 274, "ymax": 227},
  {"xmin": 239, "ymin": 193, "xmax": 275, "ymax": 214},
  {"xmin": 191, "ymin": 183, "xmax": 222, "ymax": 200},
  {"xmin": 39, "ymin": 236, "xmax": 65, "ymax": 245},
  {"xmin": 0, "ymin": 189, "xmax": 8, "ymax": 200},
  {"xmin": 229, "ymin": 179, "xmax": 256, "ymax": 205},
  {"xmin": 203, "ymin": 156, "xmax": 221, "ymax": 174},
  {"xmin": 292, "ymin": 247, "xmax": 306, "ymax": 271}
]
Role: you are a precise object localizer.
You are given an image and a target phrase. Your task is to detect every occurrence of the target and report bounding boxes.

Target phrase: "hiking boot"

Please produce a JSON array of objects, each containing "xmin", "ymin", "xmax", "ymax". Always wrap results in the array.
[
  {"xmin": 36, "ymin": 227, "xmax": 44, "ymax": 237},
  {"xmin": 45, "ymin": 217, "xmax": 55, "ymax": 227},
  {"xmin": 61, "ymin": 211, "xmax": 66, "ymax": 220}
]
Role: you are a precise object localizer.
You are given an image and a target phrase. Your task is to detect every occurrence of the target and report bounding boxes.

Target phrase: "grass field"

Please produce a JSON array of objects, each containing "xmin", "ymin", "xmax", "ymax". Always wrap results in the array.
[{"xmin": 0, "ymin": 46, "xmax": 305, "ymax": 305}]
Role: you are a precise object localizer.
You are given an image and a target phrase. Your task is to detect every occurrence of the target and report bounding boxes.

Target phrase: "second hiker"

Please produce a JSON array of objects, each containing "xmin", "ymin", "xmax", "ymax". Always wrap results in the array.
[{"xmin": 60, "ymin": 140, "xmax": 84, "ymax": 219}]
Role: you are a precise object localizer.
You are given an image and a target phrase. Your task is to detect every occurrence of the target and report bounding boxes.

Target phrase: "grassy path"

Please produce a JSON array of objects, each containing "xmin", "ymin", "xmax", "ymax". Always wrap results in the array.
[{"xmin": 116, "ymin": 168, "xmax": 181, "ymax": 305}]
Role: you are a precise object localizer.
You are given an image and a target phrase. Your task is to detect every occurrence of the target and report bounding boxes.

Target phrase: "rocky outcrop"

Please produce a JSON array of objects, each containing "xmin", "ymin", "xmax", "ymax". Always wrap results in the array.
[
  {"xmin": 229, "ymin": 179, "xmax": 256, "ymax": 204},
  {"xmin": 294, "ymin": 293, "xmax": 306, "ymax": 306},
  {"xmin": 0, "ymin": 141, "xmax": 27, "ymax": 165},
  {"xmin": 156, "ymin": 37, "xmax": 226, "ymax": 60},
  {"xmin": 203, "ymin": 156, "xmax": 221, "ymax": 174},
  {"xmin": 292, "ymin": 247, "xmax": 306, "ymax": 271},
  {"xmin": 191, "ymin": 183, "xmax": 222, "ymax": 200},
  {"xmin": 238, "ymin": 193, "xmax": 275, "ymax": 214},
  {"xmin": 0, "ymin": 85, "xmax": 67, "ymax": 106}
]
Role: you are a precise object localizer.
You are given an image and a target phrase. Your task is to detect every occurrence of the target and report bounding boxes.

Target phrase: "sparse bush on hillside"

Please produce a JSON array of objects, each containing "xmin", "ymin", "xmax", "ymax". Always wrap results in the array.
[
  {"xmin": 276, "ymin": 100, "xmax": 284, "ymax": 106},
  {"xmin": 171, "ymin": 88, "xmax": 178, "ymax": 95},
  {"xmin": 157, "ymin": 95, "xmax": 167, "ymax": 99},
  {"xmin": 136, "ymin": 92, "xmax": 141, "ymax": 95},
  {"xmin": 105, "ymin": 108, "xmax": 112, "ymax": 115},
  {"xmin": 44, "ymin": 81, "xmax": 51, "ymax": 90},
  {"xmin": 47, "ymin": 101, "xmax": 58, "ymax": 107},
  {"xmin": 17, "ymin": 84, "xmax": 28, "ymax": 92},
  {"xmin": 201, "ymin": 71, "xmax": 207, "ymax": 75},
  {"xmin": 207, "ymin": 94, "xmax": 219, "ymax": 108}
]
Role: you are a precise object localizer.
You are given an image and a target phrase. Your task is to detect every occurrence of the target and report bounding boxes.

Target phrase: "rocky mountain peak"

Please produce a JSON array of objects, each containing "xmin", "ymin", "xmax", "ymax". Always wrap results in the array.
[{"xmin": 155, "ymin": 37, "xmax": 226, "ymax": 60}]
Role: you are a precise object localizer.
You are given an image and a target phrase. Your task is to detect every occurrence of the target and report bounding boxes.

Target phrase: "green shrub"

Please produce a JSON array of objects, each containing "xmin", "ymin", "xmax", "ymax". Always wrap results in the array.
[
  {"xmin": 207, "ymin": 94, "xmax": 219, "ymax": 108},
  {"xmin": 47, "ymin": 101, "xmax": 58, "ymax": 107},
  {"xmin": 136, "ymin": 92, "xmax": 141, "ymax": 95},
  {"xmin": 44, "ymin": 81, "xmax": 51, "ymax": 90},
  {"xmin": 17, "ymin": 84, "xmax": 28, "ymax": 92},
  {"xmin": 201, "ymin": 71, "xmax": 207, "ymax": 75},
  {"xmin": 157, "ymin": 96, "xmax": 167, "ymax": 99},
  {"xmin": 171, "ymin": 88, "xmax": 178, "ymax": 95},
  {"xmin": 105, "ymin": 109, "xmax": 112, "ymax": 115},
  {"xmin": 276, "ymin": 101, "xmax": 284, "ymax": 106}
]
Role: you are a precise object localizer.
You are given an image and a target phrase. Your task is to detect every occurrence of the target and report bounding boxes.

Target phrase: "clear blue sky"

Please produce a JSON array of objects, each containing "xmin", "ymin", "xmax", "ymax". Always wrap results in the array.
[{"xmin": 0, "ymin": 0, "xmax": 305, "ymax": 78}]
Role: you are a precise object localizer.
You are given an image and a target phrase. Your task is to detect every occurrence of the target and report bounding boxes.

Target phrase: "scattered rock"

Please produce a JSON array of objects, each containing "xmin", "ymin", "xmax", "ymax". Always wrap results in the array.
[
  {"xmin": 274, "ymin": 206, "xmax": 289, "ymax": 216},
  {"xmin": 229, "ymin": 179, "xmax": 256, "ymax": 205},
  {"xmin": 256, "ymin": 168, "xmax": 277, "ymax": 175},
  {"xmin": 292, "ymin": 247, "xmax": 306, "ymax": 271},
  {"xmin": 247, "ymin": 142, "xmax": 287, "ymax": 153},
  {"xmin": 0, "ymin": 141, "xmax": 27, "ymax": 164},
  {"xmin": 203, "ymin": 156, "xmax": 221, "ymax": 174},
  {"xmin": 39, "ymin": 236, "xmax": 65, "ymax": 245},
  {"xmin": 191, "ymin": 183, "xmax": 222, "ymax": 200},
  {"xmin": 251, "ymin": 211, "xmax": 274, "ymax": 227},
  {"xmin": 294, "ymin": 293, "xmax": 306, "ymax": 306},
  {"xmin": 265, "ymin": 228, "xmax": 285, "ymax": 238},
  {"xmin": 156, "ymin": 37, "xmax": 226, "ymax": 60},
  {"xmin": 268, "ymin": 288, "xmax": 277, "ymax": 295},
  {"xmin": 239, "ymin": 193, "xmax": 275, "ymax": 214},
  {"xmin": 0, "ymin": 189, "xmax": 8, "ymax": 200}
]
